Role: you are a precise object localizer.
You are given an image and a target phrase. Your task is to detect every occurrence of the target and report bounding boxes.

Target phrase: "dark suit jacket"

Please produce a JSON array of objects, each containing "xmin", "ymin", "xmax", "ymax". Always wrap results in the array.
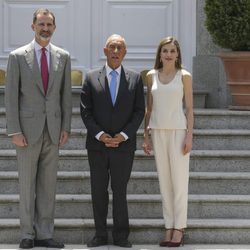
[{"xmin": 80, "ymin": 65, "xmax": 145, "ymax": 151}]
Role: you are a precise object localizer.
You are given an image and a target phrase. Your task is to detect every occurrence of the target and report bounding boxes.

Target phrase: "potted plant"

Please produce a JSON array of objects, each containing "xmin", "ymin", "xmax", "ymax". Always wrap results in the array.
[{"xmin": 204, "ymin": 0, "xmax": 250, "ymax": 110}]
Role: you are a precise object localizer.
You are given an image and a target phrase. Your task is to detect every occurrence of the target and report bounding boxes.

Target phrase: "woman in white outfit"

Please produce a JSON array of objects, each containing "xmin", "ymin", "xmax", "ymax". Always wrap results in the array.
[{"xmin": 143, "ymin": 36, "xmax": 193, "ymax": 247}]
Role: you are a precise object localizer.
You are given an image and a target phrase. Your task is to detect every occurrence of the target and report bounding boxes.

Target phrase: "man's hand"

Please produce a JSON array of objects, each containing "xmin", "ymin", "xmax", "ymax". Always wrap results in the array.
[
  {"xmin": 106, "ymin": 133, "xmax": 125, "ymax": 147},
  {"xmin": 12, "ymin": 134, "xmax": 28, "ymax": 147},
  {"xmin": 100, "ymin": 133, "xmax": 125, "ymax": 148},
  {"xmin": 59, "ymin": 130, "xmax": 69, "ymax": 147},
  {"xmin": 100, "ymin": 133, "xmax": 114, "ymax": 147},
  {"xmin": 112, "ymin": 133, "xmax": 125, "ymax": 145}
]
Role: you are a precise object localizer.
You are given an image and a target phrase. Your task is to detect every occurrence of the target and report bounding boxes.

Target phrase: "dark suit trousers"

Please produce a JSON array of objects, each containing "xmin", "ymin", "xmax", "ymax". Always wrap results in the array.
[{"xmin": 88, "ymin": 149, "xmax": 134, "ymax": 241}]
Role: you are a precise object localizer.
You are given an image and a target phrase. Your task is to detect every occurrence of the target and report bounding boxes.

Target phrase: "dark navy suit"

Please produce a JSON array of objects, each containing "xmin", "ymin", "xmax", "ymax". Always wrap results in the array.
[{"xmin": 80, "ymin": 65, "xmax": 145, "ymax": 241}]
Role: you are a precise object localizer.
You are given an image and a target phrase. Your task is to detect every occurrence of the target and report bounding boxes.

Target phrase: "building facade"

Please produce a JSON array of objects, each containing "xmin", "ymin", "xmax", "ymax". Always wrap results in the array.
[{"xmin": 0, "ymin": 0, "xmax": 230, "ymax": 107}]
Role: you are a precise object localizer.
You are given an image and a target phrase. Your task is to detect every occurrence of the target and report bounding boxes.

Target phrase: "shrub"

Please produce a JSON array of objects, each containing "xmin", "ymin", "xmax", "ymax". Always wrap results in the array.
[{"xmin": 204, "ymin": 0, "xmax": 250, "ymax": 51}]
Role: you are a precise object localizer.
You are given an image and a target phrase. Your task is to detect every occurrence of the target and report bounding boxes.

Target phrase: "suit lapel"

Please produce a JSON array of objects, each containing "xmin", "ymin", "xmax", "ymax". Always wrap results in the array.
[
  {"xmin": 98, "ymin": 67, "xmax": 113, "ymax": 105},
  {"xmin": 115, "ymin": 66, "xmax": 129, "ymax": 106},
  {"xmin": 47, "ymin": 44, "xmax": 60, "ymax": 94},
  {"xmin": 98, "ymin": 66, "xmax": 106, "ymax": 91},
  {"xmin": 24, "ymin": 42, "xmax": 45, "ymax": 95}
]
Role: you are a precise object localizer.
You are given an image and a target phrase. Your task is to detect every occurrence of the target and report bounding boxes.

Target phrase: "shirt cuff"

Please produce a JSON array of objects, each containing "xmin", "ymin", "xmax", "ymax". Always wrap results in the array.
[
  {"xmin": 120, "ymin": 132, "xmax": 128, "ymax": 141},
  {"xmin": 96, "ymin": 131, "xmax": 105, "ymax": 140},
  {"xmin": 8, "ymin": 132, "xmax": 22, "ymax": 137}
]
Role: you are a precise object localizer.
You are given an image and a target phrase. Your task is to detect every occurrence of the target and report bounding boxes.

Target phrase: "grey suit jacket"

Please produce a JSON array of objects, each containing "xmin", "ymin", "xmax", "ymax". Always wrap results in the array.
[{"xmin": 5, "ymin": 41, "xmax": 72, "ymax": 145}]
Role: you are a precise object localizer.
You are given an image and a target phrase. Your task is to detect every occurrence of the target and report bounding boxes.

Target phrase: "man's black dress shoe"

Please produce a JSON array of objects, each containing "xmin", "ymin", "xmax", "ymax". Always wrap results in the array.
[
  {"xmin": 34, "ymin": 238, "xmax": 64, "ymax": 248},
  {"xmin": 114, "ymin": 239, "xmax": 132, "ymax": 248},
  {"xmin": 19, "ymin": 239, "xmax": 34, "ymax": 249},
  {"xmin": 87, "ymin": 236, "xmax": 108, "ymax": 247}
]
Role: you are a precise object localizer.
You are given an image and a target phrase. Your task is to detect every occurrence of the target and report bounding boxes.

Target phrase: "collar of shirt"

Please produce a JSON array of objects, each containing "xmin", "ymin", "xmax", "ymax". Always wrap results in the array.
[
  {"xmin": 105, "ymin": 63, "xmax": 121, "ymax": 79},
  {"xmin": 33, "ymin": 39, "xmax": 50, "ymax": 53},
  {"xmin": 33, "ymin": 39, "xmax": 50, "ymax": 69}
]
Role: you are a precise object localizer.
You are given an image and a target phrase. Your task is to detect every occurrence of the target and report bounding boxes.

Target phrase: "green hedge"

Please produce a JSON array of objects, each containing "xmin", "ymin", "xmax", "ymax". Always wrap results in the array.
[{"xmin": 204, "ymin": 0, "xmax": 250, "ymax": 51}]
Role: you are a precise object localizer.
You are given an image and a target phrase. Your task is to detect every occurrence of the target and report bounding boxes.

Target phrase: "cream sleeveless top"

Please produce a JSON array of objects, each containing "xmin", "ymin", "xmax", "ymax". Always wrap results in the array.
[{"xmin": 149, "ymin": 69, "xmax": 190, "ymax": 129}]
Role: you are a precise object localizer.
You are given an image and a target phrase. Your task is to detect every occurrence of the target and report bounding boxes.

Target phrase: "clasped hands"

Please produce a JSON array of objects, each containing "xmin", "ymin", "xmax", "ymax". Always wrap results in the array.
[{"xmin": 100, "ymin": 133, "xmax": 125, "ymax": 148}]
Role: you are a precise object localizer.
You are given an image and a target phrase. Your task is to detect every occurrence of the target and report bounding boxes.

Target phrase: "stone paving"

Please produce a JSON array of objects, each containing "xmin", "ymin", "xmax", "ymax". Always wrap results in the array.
[{"xmin": 0, "ymin": 245, "xmax": 250, "ymax": 250}]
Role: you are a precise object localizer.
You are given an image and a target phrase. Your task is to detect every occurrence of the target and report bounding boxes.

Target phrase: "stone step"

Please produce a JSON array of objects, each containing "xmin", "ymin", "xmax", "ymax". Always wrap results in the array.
[
  {"xmin": 2, "ymin": 245, "xmax": 250, "ymax": 249},
  {"xmin": 1, "ymin": 245, "xmax": 249, "ymax": 250},
  {"xmin": 1, "ymin": 108, "xmax": 250, "ymax": 130},
  {"xmin": 1, "ymin": 149, "xmax": 250, "ymax": 172},
  {"xmin": 192, "ymin": 129, "xmax": 250, "ymax": 150},
  {"xmin": 1, "ymin": 218, "xmax": 250, "ymax": 244},
  {"xmin": 68, "ymin": 108, "xmax": 250, "ymax": 130},
  {"xmin": 1, "ymin": 194, "xmax": 250, "ymax": 219},
  {"xmin": 190, "ymin": 150, "xmax": 250, "ymax": 172},
  {"xmin": 0, "ymin": 86, "xmax": 208, "ymax": 109},
  {"xmin": 0, "ymin": 149, "xmax": 250, "ymax": 172},
  {"xmin": 1, "ymin": 171, "xmax": 250, "ymax": 195},
  {"xmin": 1, "ymin": 128, "xmax": 250, "ymax": 150},
  {"xmin": 194, "ymin": 109, "xmax": 250, "ymax": 129}
]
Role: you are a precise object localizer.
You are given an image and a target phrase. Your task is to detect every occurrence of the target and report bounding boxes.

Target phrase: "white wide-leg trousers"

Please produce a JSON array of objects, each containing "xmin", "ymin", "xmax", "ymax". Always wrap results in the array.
[{"xmin": 151, "ymin": 129, "xmax": 190, "ymax": 229}]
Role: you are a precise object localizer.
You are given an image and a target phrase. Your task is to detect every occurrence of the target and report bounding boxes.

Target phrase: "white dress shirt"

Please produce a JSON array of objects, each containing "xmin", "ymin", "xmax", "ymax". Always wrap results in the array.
[{"xmin": 34, "ymin": 40, "xmax": 50, "ymax": 70}]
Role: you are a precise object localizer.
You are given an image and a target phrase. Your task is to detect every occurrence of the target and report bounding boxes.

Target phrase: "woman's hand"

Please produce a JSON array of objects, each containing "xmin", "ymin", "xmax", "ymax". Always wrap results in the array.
[
  {"xmin": 142, "ymin": 137, "xmax": 152, "ymax": 155},
  {"xmin": 183, "ymin": 133, "xmax": 192, "ymax": 155}
]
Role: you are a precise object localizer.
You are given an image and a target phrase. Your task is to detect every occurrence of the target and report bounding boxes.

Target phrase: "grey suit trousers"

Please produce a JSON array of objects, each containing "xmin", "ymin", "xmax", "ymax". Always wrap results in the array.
[{"xmin": 16, "ymin": 123, "xmax": 59, "ymax": 240}]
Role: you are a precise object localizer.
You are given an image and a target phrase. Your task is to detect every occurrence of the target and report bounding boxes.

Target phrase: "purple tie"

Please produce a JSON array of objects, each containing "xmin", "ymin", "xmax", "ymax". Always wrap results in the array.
[{"xmin": 41, "ymin": 47, "xmax": 49, "ymax": 94}]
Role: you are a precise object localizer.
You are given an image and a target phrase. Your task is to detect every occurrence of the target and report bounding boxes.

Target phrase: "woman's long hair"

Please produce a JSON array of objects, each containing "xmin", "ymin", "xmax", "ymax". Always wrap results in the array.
[{"xmin": 154, "ymin": 36, "xmax": 182, "ymax": 70}]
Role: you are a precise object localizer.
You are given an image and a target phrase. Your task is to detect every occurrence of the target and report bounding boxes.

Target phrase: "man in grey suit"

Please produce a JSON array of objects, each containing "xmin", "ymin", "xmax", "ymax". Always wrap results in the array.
[
  {"xmin": 5, "ymin": 8, "xmax": 72, "ymax": 249},
  {"xmin": 80, "ymin": 34, "xmax": 145, "ymax": 248}
]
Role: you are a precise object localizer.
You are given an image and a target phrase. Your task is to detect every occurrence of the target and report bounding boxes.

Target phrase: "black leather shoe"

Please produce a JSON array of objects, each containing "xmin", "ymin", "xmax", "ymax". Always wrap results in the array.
[
  {"xmin": 114, "ymin": 239, "xmax": 132, "ymax": 248},
  {"xmin": 87, "ymin": 236, "xmax": 108, "ymax": 247},
  {"xmin": 19, "ymin": 239, "xmax": 34, "ymax": 249},
  {"xmin": 34, "ymin": 238, "xmax": 64, "ymax": 248}
]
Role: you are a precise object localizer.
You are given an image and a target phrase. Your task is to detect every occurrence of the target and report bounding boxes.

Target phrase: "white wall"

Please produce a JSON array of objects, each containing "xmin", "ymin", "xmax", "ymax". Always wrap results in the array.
[{"xmin": 0, "ymin": 0, "xmax": 196, "ymax": 74}]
